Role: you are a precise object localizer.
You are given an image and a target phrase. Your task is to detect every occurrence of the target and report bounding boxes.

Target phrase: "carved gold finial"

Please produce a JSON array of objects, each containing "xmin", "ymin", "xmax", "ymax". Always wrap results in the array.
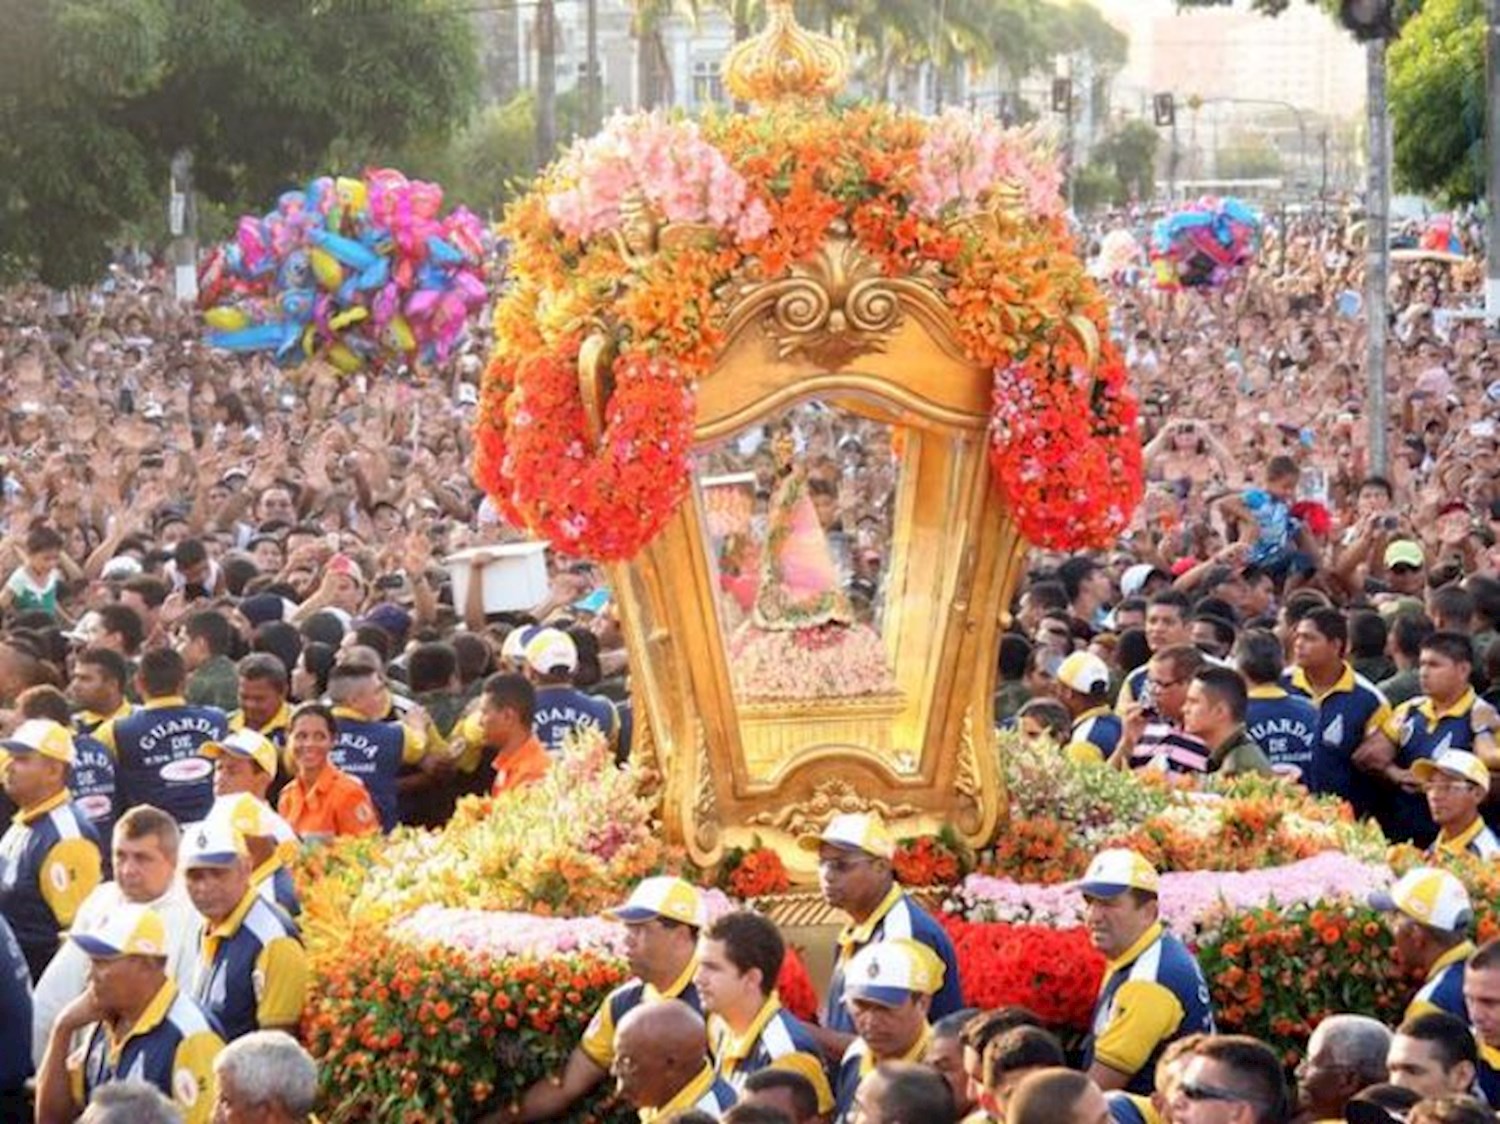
[{"xmin": 722, "ymin": 0, "xmax": 848, "ymax": 109}]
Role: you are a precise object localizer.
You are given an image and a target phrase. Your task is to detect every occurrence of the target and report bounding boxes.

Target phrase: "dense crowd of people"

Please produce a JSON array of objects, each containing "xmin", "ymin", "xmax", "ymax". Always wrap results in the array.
[{"xmin": 0, "ymin": 206, "xmax": 1497, "ymax": 1124}]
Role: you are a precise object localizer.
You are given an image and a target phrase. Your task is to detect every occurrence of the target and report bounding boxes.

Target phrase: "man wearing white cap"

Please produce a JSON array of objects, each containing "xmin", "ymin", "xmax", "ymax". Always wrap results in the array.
[
  {"xmin": 0, "ymin": 718, "xmax": 103, "ymax": 981},
  {"xmin": 30, "ymin": 805, "xmax": 199, "ymax": 1069},
  {"xmin": 1371, "ymin": 866, "xmax": 1476, "ymax": 1023},
  {"xmin": 1416, "ymin": 749, "xmax": 1500, "ymax": 860},
  {"xmin": 205, "ymin": 791, "xmax": 301, "ymax": 918},
  {"xmin": 1359, "ymin": 631, "xmax": 1500, "ymax": 847},
  {"xmin": 1077, "ymin": 848, "xmax": 1214, "ymax": 1095},
  {"xmin": 800, "ymin": 812, "xmax": 963, "ymax": 1063},
  {"xmin": 831, "ymin": 938, "xmax": 946, "ymax": 1124},
  {"xmin": 480, "ymin": 875, "xmax": 705, "ymax": 1124},
  {"xmin": 522, "ymin": 627, "xmax": 620, "ymax": 757},
  {"xmin": 1054, "ymin": 652, "xmax": 1122, "ymax": 765},
  {"xmin": 34, "ymin": 902, "xmax": 224, "ymax": 1124},
  {"xmin": 182, "ymin": 818, "xmax": 307, "ymax": 1041}
]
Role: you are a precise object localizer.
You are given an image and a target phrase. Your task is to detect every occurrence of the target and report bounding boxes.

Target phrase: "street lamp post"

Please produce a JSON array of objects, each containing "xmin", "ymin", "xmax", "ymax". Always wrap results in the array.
[{"xmin": 1365, "ymin": 39, "xmax": 1391, "ymax": 475}]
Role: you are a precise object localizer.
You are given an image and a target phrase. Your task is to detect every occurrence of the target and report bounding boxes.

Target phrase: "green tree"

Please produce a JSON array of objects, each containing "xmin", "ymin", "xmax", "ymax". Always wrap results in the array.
[
  {"xmin": 1092, "ymin": 119, "xmax": 1161, "ymax": 201},
  {"xmin": 1217, "ymin": 133, "xmax": 1286, "ymax": 180},
  {"xmin": 0, "ymin": 0, "xmax": 478, "ymax": 286},
  {"xmin": 1388, "ymin": 0, "xmax": 1486, "ymax": 202}
]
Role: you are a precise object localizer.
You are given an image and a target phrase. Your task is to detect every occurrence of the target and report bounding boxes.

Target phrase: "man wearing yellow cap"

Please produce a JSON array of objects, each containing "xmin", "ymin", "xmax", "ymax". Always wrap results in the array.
[
  {"xmin": 1415, "ymin": 749, "xmax": 1500, "ymax": 860},
  {"xmin": 0, "ymin": 718, "xmax": 103, "ymax": 981},
  {"xmin": 1372, "ymin": 866, "xmax": 1476, "ymax": 1023},
  {"xmin": 34, "ymin": 901, "xmax": 224, "ymax": 1124},
  {"xmin": 1078, "ymin": 848, "xmax": 1214, "ymax": 1095},
  {"xmin": 201, "ymin": 731, "xmax": 302, "ymax": 917},
  {"xmin": 832, "ymin": 938, "xmax": 945, "ymax": 1124},
  {"xmin": 182, "ymin": 819, "xmax": 307, "ymax": 1041},
  {"xmin": 1055, "ymin": 652, "xmax": 1122, "ymax": 764},
  {"xmin": 801, "ymin": 812, "xmax": 963, "ymax": 1062},
  {"xmin": 479, "ymin": 875, "xmax": 705, "ymax": 1124}
]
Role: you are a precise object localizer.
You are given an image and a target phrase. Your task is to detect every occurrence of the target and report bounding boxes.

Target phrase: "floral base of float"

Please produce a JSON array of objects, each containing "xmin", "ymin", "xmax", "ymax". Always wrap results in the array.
[{"xmin": 296, "ymin": 736, "xmax": 1468, "ymax": 1119}]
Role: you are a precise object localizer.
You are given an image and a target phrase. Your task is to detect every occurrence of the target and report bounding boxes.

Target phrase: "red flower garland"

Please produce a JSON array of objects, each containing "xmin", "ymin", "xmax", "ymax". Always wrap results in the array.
[{"xmin": 502, "ymin": 348, "xmax": 697, "ymax": 561}]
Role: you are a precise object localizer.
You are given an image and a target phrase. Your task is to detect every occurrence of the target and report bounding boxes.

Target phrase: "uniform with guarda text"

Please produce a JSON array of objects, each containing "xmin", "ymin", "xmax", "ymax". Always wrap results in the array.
[
  {"xmin": 96, "ymin": 697, "xmax": 227, "ymax": 825},
  {"xmin": 1283, "ymin": 665, "xmax": 1391, "ymax": 821},
  {"xmin": 329, "ymin": 707, "xmax": 426, "ymax": 832}
]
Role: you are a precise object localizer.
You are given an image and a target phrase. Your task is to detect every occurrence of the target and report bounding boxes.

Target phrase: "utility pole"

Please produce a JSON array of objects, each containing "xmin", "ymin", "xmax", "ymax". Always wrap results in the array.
[
  {"xmin": 585, "ymin": 0, "xmax": 600, "ymax": 134},
  {"xmin": 168, "ymin": 149, "xmax": 197, "ymax": 304},
  {"xmin": 1366, "ymin": 39, "xmax": 1391, "ymax": 475},
  {"xmin": 1487, "ymin": 0, "xmax": 1499, "ymax": 328},
  {"xmin": 535, "ymin": 0, "xmax": 557, "ymax": 164}
]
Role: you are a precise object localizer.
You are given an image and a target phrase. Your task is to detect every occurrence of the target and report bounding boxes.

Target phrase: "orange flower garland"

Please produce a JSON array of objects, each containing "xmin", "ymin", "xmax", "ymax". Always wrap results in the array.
[{"xmin": 480, "ymin": 106, "xmax": 1143, "ymax": 560}]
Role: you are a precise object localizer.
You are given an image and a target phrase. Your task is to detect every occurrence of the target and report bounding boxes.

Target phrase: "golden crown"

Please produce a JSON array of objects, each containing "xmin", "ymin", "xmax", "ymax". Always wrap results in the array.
[{"xmin": 722, "ymin": 0, "xmax": 849, "ymax": 108}]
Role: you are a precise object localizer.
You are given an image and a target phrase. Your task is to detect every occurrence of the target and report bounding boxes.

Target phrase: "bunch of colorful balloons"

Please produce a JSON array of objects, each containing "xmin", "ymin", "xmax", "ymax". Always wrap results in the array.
[
  {"xmin": 199, "ymin": 169, "xmax": 491, "ymax": 373},
  {"xmin": 1149, "ymin": 197, "xmax": 1262, "ymax": 290}
]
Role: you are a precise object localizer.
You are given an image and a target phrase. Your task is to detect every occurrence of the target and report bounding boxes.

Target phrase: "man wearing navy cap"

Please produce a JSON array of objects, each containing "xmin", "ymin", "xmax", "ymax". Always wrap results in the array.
[{"xmin": 1078, "ymin": 848, "xmax": 1214, "ymax": 1096}]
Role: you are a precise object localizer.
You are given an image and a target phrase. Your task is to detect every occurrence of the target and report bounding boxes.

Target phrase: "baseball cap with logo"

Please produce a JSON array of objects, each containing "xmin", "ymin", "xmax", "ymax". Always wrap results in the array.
[
  {"xmin": 797, "ymin": 812, "xmax": 896, "ymax": 861},
  {"xmin": 206, "ymin": 793, "xmax": 298, "ymax": 847},
  {"xmin": 1076, "ymin": 848, "xmax": 1160, "ymax": 898},
  {"xmin": 181, "ymin": 818, "xmax": 248, "ymax": 870},
  {"xmin": 843, "ymin": 939, "xmax": 947, "ymax": 1007},
  {"xmin": 524, "ymin": 628, "xmax": 578, "ymax": 676},
  {"xmin": 1120, "ymin": 563, "xmax": 1169, "ymax": 599},
  {"xmin": 1384, "ymin": 541, "xmax": 1425, "ymax": 570},
  {"xmin": 1369, "ymin": 867, "xmax": 1473, "ymax": 934},
  {"xmin": 71, "ymin": 902, "xmax": 169, "ymax": 960},
  {"xmin": 500, "ymin": 624, "xmax": 541, "ymax": 665},
  {"xmin": 200, "ymin": 729, "xmax": 279, "ymax": 777},
  {"xmin": 1413, "ymin": 749, "xmax": 1491, "ymax": 794},
  {"xmin": 1056, "ymin": 652, "xmax": 1111, "ymax": 696},
  {"xmin": 602, "ymin": 876, "xmax": 704, "ymax": 927},
  {"xmin": 1, "ymin": 719, "xmax": 75, "ymax": 766}
]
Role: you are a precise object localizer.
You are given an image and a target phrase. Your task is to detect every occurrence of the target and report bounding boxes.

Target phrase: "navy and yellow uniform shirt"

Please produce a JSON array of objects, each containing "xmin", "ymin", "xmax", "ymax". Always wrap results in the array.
[
  {"xmin": 1245, "ymin": 685, "xmax": 1319, "ymax": 782},
  {"xmin": 1283, "ymin": 665, "xmax": 1390, "ymax": 817},
  {"xmin": 1068, "ymin": 708, "xmax": 1123, "ymax": 765},
  {"xmin": 0, "ymin": 914, "xmax": 31, "ymax": 1094},
  {"xmin": 96, "ymin": 697, "xmax": 227, "ymax": 825},
  {"xmin": 1083, "ymin": 921, "xmax": 1215, "ymax": 1096},
  {"xmin": 580, "ymin": 957, "xmax": 701, "ymax": 1069},
  {"xmin": 0, "ymin": 789, "xmax": 102, "ymax": 977},
  {"xmin": 1405, "ymin": 940, "xmax": 1475, "ymax": 1023},
  {"xmin": 192, "ymin": 888, "xmax": 307, "ymax": 1042},
  {"xmin": 709, "ymin": 994, "xmax": 834, "ymax": 1113},
  {"xmin": 1432, "ymin": 816, "xmax": 1500, "ymax": 861},
  {"xmin": 71, "ymin": 704, "xmax": 129, "ymax": 855},
  {"xmin": 71, "ymin": 977, "xmax": 224, "ymax": 1124},
  {"xmin": 1106, "ymin": 1091, "xmax": 1163, "ymax": 1124},
  {"xmin": 638, "ymin": 1062, "xmax": 737, "ymax": 1123},
  {"xmin": 1480, "ymin": 1041, "xmax": 1500, "ymax": 1106},
  {"xmin": 823, "ymin": 884, "xmax": 963, "ymax": 1034},
  {"xmin": 1384, "ymin": 691, "xmax": 1499, "ymax": 845},
  {"xmin": 533, "ymin": 686, "xmax": 620, "ymax": 755},
  {"xmin": 833, "ymin": 1024, "xmax": 933, "ymax": 1124},
  {"xmin": 329, "ymin": 708, "xmax": 426, "ymax": 832}
]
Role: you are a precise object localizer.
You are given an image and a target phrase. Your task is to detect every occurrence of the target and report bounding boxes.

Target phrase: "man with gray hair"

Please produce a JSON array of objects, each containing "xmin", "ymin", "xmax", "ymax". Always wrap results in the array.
[
  {"xmin": 1294, "ymin": 1013, "xmax": 1393, "ymax": 1122},
  {"xmin": 213, "ymin": 1030, "xmax": 318, "ymax": 1123},
  {"xmin": 79, "ymin": 1081, "xmax": 183, "ymax": 1123}
]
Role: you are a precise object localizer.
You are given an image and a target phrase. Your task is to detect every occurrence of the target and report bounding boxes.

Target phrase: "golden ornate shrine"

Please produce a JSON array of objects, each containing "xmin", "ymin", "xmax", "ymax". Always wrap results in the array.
[{"xmin": 602, "ymin": 3, "xmax": 1025, "ymax": 878}]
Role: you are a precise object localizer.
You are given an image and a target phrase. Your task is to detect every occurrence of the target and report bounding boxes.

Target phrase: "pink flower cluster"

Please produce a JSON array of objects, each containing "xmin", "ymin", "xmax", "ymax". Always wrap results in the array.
[
  {"xmin": 911, "ymin": 110, "xmax": 1064, "ymax": 223},
  {"xmin": 547, "ymin": 112, "xmax": 773, "ymax": 244},
  {"xmin": 949, "ymin": 852, "xmax": 1391, "ymax": 937},
  {"xmin": 396, "ymin": 890, "xmax": 738, "ymax": 958}
]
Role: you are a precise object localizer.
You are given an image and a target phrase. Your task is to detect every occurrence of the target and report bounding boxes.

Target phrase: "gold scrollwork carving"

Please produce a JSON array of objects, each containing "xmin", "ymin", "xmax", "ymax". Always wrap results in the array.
[
  {"xmin": 726, "ymin": 238, "xmax": 965, "ymax": 371},
  {"xmin": 693, "ymin": 732, "xmax": 721, "ymax": 854},
  {"xmin": 953, "ymin": 712, "xmax": 983, "ymax": 835},
  {"xmin": 745, "ymin": 777, "xmax": 920, "ymax": 837}
]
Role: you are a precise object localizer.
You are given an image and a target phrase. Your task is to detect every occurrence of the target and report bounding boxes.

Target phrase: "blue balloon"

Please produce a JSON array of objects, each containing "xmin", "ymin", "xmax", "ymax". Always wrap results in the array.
[
  {"xmin": 207, "ymin": 324, "xmax": 286, "ymax": 352},
  {"xmin": 426, "ymin": 235, "xmax": 464, "ymax": 266},
  {"xmin": 308, "ymin": 228, "xmax": 379, "ymax": 270}
]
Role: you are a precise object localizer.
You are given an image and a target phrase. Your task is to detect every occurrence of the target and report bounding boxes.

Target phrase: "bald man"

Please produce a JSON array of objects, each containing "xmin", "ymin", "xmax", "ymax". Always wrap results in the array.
[{"xmin": 613, "ymin": 999, "xmax": 737, "ymax": 1122}]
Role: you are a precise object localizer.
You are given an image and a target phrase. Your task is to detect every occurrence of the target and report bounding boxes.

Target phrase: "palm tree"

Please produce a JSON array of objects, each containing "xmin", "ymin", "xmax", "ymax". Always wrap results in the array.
[
  {"xmin": 536, "ymin": 0, "xmax": 558, "ymax": 159},
  {"xmin": 631, "ymin": 0, "xmax": 701, "ymax": 109}
]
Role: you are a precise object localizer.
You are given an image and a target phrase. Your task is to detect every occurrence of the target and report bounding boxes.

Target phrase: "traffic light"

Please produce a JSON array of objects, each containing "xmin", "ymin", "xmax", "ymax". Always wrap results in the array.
[
  {"xmin": 1153, "ymin": 92, "xmax": 1175, "ymax": 128},
  {"xmin": 1051, "ymin": 77, "xmax": 1073, "ymax": 115},
  {"xmin": 1338, "ymin": 0, "xmax": 1396, "ymax": 41}
]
